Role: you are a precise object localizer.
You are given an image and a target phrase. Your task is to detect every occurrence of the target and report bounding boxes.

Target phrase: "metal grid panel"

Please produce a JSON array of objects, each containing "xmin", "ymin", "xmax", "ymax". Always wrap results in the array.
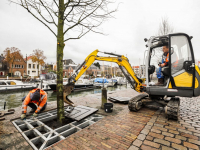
[{"xmin": 12, "ymin": 106, "xmax": 103, "ymax": 150}]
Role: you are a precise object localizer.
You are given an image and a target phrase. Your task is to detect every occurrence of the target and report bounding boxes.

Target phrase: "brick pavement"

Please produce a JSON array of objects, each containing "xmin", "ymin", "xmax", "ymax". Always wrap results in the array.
[{"xmin": 1, "ymin": 89, "xmax": 200, "ymax": 150}]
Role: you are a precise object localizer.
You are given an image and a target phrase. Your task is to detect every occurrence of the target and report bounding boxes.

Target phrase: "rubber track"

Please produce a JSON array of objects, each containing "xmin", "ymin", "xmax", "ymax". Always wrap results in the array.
[
  {"xmin": 166, "ymin": 98, "xmax": 180, "ymax": 120},
  {"xmin": 128, "ymin": 93, "xmax": 148, "ymax": 111}
]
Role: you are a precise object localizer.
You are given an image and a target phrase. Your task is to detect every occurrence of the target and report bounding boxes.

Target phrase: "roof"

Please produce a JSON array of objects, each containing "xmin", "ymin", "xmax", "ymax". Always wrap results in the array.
[{"xmin": 24, "ymin": 56, "xmax": 32, "ymax": 61}]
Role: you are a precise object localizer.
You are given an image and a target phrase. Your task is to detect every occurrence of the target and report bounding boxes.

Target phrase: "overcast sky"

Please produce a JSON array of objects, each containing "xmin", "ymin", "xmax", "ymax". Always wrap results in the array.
[{"xmin": 1, "ymin": 0, "xmax": 200, "ymax": 67}]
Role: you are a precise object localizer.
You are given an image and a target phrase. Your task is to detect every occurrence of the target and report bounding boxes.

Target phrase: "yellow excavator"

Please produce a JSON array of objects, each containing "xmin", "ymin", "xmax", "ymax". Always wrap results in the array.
[{"xmin": 64, "ymin": 33, "xmax": 200, "ymax": 119}]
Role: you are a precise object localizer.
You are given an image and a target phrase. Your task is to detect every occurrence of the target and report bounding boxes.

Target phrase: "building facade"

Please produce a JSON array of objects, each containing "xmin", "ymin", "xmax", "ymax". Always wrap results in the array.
[
  {"xmin": 8, "ymin": 52, "xmax": 27, "ymax": 77},
  {"xmin": 26, "ymin": 56, "xmax": 42, "ymax": 78}
]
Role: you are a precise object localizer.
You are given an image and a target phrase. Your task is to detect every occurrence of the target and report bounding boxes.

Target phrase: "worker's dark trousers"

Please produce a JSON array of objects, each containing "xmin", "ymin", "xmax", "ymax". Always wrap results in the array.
[{"xmin": 22, "ymin": 96, "xmax": 47, "ymax": 112}]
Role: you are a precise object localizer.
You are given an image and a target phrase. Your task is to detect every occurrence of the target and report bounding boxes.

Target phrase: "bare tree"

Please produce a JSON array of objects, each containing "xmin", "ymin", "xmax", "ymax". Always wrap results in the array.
[
  {"xmin": 152, "ymin": 17, "xmax": 174, "ymax": 67},
  {"xmin": 9, "ymin": 0, "xmax": 117, "ymax": 124},
  {"xmin": 158, "ymin": 17, "xmax": 174, "ymax": 36}
]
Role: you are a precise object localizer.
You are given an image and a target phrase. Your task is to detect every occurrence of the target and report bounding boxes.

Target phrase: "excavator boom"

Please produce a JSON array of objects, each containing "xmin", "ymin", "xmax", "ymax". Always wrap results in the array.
[{"xmin": 63, "ymin": 49, "xmax": 144, "ymax": 105}]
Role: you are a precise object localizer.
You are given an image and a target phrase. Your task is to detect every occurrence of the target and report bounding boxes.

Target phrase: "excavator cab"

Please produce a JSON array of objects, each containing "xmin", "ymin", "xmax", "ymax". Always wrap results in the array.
[{"xmin": 145, "ymin": 33, "xmax": 200, "ymax": 98}]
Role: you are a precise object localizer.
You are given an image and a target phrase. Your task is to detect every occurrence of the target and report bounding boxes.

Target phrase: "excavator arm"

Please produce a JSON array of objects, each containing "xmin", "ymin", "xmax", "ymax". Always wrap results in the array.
[{"xmin": 63, "ymin": 49, "xmax": 145, "ymax": 105}]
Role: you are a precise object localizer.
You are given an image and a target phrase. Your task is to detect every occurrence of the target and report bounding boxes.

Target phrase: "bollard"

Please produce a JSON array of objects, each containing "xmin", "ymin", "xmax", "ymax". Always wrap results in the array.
[
  {"xmin": 101, "ymin": 87, "xmax": 107, "ymax": 109},
  {"xmin": 4, "ymin": 102, "xmax": 6, "ymax": 110}
]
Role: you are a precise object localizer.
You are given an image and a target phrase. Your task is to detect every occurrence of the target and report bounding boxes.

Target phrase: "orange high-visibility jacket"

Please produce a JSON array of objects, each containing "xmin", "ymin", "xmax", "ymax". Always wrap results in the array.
[
  {"xmin": 163, "ymin": 53, "xmax": 178, "ymax": 67},
  {"xmin": 22, "ymin": 88, "xmax": 47, "ymax": 114},
  {"xmin": 163, "ymin": 53, "xmax": 169, "ymax": 67}
]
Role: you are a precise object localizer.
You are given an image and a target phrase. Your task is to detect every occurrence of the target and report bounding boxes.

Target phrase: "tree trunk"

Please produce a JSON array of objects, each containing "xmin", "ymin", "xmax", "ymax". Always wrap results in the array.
[{"xmin": 57, "ymin": 0, "xmax": 65, "ymax": 124}]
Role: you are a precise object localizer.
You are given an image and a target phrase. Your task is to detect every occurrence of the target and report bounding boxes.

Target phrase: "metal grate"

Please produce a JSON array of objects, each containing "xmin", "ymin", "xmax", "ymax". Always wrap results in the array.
[{"xmin": 12, "ymin": 107, "xmax": 103, "ymax": 150}]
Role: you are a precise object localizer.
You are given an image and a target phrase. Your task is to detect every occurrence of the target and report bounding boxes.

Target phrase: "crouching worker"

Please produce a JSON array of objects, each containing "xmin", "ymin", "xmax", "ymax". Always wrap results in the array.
[{"xmin": 21, "ymin": 88, "xmax": 47, "ymax": 120}]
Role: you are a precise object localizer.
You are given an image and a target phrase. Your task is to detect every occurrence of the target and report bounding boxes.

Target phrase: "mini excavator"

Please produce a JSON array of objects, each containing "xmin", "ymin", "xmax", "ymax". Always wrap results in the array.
[{"xmin": 64, "ymin": 33, "xmax": 200, "ymax": 119}]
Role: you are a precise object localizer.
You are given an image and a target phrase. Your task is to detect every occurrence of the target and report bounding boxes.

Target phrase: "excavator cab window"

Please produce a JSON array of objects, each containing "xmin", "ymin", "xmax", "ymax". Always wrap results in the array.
[{"xmin": 169, "ymin": 34, "xmax": 194, "ymax": 88}]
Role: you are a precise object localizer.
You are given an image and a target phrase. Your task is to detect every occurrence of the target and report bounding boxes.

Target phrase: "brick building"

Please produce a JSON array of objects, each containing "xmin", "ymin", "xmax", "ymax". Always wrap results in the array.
[
  {"xmin": 63, "ymin": 65, "xmax": 76, "ymax": 77},
  {"xmin": 8, "ymin": 52, "xmax": 27, "ymax": 77}
]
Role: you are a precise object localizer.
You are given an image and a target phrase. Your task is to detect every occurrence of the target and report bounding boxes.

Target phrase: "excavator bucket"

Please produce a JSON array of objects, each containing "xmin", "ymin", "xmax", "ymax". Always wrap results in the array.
[{"xmin": 63, "ymin": 83, "xmax": 75, "ymax": 106}]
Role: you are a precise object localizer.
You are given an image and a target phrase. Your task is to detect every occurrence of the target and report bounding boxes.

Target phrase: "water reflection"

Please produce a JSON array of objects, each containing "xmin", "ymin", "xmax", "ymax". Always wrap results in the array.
[{"xmin": 0, "ymin": 85, "xmax": 128, "ymax": 110}]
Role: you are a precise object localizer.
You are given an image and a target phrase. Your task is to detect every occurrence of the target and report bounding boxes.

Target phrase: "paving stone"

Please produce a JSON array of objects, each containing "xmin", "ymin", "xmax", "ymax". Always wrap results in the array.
[
  {"xmin": 179, "ymin": 129, "xmax": 193, "ymax": 134},
  {"xmin": 171, "ymin": 143, "xmax": 187, "ymax": 150},
  {"xmin": 152, "ymin": 126, "xmax": 167, "ymax": 132},
  {"xmin": 146, "ymin": 135, "xmax": 154, "ymax": 141},
  {"xmin": 194, "ymin": 133, "xmax": 200, "ymax": 137},
  {"xmin": 168, "ymin": 129, "xmax": 179, "ymax": 134},
  {"xmin": 180, "ymin": 133, "xmax": 199, "ymax": 140},
  {"xmin": 132, "ymin": 139, "xmax": 142, "ymax": 147},
  {"xmin": 151, "ymin": 129, "xmax": 161, "ymax": 134},
  {"xmin": 154, "ymin": 124, "xmax": 164, "ymax": 128},
  {"xmin": 188, "ymin": 139, "xmax": 200, "ymax": 145},
  {"xmin": 175, "ymin": 135, "xmax": 187, "ymax": 141},
  {"xmin": 165, "ymin": 137, "xmax": 181, "ymax": 144},
  {"xmin": 141, "ymin": 145, "xmax": 159, "ymax": 150},
  {"xmin": 143, "ymin": 140, "xmax": 160, "ymax": 148},
  {"xmin": 149, "ymin": 132, "xmax": 164, "ymax": 139},
  {"xmin": 128, "ymin": 145, "xmax": 139, "ymax": 150},
  {"xmin": 183, "ymin": 142, "xmax": 199, "ymax": 150},
  {"xmin": 153, "ymin": 138, "xmax": 170, "ymax": 146},
  {"xmin": 141, "ymin": 129, "xmax": 150, "ymax": 135},
  {"xmin": 147, "ymin": 122, "xmax": 154, "ymax": 126},
  {"xmin": 162, "ymin": 146, "xmax": 175, "ymax": 150},
  {"xmin": 165, "ymin": 126, "xmax": 177, "ymax": 131},
  {"xmin": 145, "ymin": 125, "xmax": 152, "ymax": 130},
  {"xmin": 137, "ymin": 134, "xmax": 146, "ymax": 141},
  {"xmin": 162, "ymin": 131, "xmax": 174, "ymax": 137}
]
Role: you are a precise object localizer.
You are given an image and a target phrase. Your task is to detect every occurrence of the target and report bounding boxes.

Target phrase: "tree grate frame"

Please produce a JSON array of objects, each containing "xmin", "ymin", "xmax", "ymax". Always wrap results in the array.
[{"xmin": 12, "ymin": 107, "xmax": 103, "ymax": 150}]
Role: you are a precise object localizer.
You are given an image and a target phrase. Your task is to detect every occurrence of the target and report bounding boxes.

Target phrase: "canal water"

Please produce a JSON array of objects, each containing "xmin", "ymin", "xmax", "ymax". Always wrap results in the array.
[{"xmin": 0, "ymin": 85, "xmax": 129, "ymax": 110}]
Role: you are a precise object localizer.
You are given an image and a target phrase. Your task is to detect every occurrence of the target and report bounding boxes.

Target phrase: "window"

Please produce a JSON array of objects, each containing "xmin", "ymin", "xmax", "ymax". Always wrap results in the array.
[
  {"xmin": 33, "ymin": 64, "xmax": 35, "ymax": 69},
  {"xmin": 15, "ymin": 65, "xmax": 17, "ymax": 68},
  {"xmin": 22, "ymin": 65, "xmax": 24, "ymax": 68},
  {"xmin": 28, "ymin": 64, "xmax": 31, "ymax": 68},
  {"xmin": 32, "ymin": 71, "xmax": 36, "ymax": 73},
  {"xmin": 19, "ymin": 65, "xmax": 21, "ymax": 68},
  {"xmin": 37, "ymin": 65, "xmax": 39, "ymax": 69},
  {"xmin": 28, "ymin": 70, "xmax": 30, "ymax": 74},
  {"xmin": 171, "ymin": 36, "xmax": 192, "ymax": 74}
]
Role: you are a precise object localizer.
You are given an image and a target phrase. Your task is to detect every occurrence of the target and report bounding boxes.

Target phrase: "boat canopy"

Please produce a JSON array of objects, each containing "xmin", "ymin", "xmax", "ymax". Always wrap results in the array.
[{"xmin": 94, "ymin": 78, "xmax": 108, "ymax": 83}]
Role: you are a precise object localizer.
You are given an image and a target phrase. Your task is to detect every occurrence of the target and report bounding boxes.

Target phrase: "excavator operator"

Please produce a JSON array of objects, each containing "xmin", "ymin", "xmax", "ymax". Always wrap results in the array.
[
  {"xmin": 156, "ymin": 44, "xmax": 169, "ymax": 85},
  {"xmin": 21, "ymin": 88, "xmax": 47, "ymax": 120}
]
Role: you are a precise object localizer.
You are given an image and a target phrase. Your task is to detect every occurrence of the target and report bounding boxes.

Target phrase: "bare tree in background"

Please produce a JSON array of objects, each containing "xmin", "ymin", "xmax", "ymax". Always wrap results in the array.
[
  {"xmin": 158, "ymin": 17, "xmax": 174, "ymax": 36},
  {"xmin": 9, "ymin": 0, "xmax": 117, "ymax": 124},
  {"xmin": 152, "ymin": 17, "xmax": 174, "ymax": 66}
]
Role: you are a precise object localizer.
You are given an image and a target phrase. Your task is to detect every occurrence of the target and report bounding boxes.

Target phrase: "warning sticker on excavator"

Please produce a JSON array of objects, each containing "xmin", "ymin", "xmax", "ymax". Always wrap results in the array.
[{"xmin": 167, "ymin": 89, "xmax": 178, "ymax": 92}]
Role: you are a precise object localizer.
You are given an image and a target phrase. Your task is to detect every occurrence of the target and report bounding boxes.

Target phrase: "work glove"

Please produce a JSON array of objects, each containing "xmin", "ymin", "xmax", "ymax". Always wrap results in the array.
[
  {"xmin": 21, "ymin": 114, "xmax": 26, "ymax": 120},
  {"xmin": 33, "ymin": 113, "xmax": 38, "ymax": 117}
]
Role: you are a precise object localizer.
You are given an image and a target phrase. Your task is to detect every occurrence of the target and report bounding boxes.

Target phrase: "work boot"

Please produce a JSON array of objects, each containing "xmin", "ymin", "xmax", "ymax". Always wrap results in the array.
[
  {"xmin": 155, "ymin": 78, "xmax": 164, "ymax": 85},
  {"xmin": 29, "ymin": 109, "xmax": 36, "ymax": 113}
]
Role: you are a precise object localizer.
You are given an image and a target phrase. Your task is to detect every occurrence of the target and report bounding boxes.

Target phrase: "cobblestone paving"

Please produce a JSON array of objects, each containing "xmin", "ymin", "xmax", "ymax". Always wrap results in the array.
[{"xmin": 129, "ymin": 97, "xmax": 200, "ymax": 150}]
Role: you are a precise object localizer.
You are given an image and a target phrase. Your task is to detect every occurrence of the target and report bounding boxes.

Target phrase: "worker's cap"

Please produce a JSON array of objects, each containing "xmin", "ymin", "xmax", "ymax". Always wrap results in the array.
[{"xmin": 30, "ymin": 89, "xmax": 40, "ymax": 101}]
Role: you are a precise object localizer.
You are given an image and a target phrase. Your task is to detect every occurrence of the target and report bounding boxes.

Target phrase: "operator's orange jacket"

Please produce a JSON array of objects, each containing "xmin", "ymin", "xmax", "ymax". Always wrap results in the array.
[
  {"xmin": 163, "ymin": 53, "xmax": 178, "ymax": 67},
  {"xmin": 22, "ymin": 88, "xmax": 47, "ymax": 114}
]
